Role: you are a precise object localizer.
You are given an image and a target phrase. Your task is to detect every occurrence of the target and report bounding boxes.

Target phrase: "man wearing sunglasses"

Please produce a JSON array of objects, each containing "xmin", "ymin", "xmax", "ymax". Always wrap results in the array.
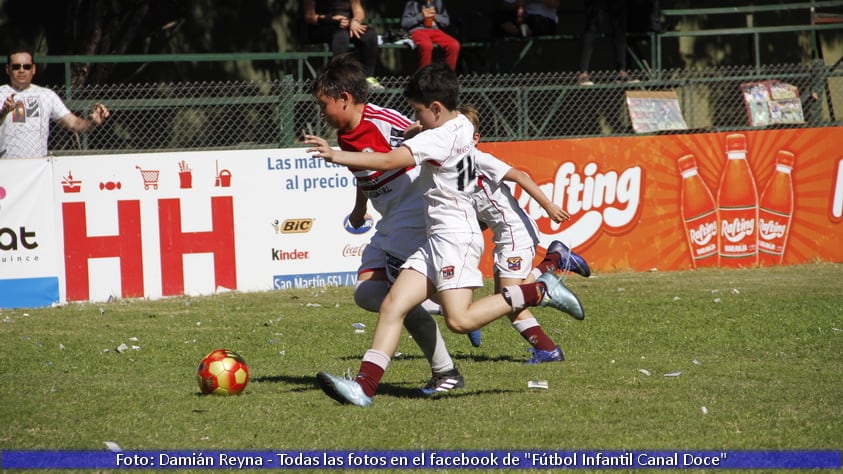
[{"xmin": 1, "ymin": 47, "xmax": 110, "ymax": 158}]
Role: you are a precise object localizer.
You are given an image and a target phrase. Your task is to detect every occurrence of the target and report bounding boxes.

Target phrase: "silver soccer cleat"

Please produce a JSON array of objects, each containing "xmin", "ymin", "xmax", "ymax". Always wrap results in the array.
[{"xmin": 536, "ymin": 271, "xmax": 586, "ymax": 320}]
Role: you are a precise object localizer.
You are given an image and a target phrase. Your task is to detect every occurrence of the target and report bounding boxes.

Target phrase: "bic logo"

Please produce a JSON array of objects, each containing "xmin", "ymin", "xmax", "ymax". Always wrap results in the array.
[{"xmin": 274, "ymin": 218, "xmax": 314, "ymax": 234}]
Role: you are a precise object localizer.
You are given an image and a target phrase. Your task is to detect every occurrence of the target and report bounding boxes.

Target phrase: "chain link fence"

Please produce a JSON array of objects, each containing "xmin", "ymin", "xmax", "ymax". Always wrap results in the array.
[{"xmin": 41, "ymin": 60, "xmax": 843, "ymax": 156}]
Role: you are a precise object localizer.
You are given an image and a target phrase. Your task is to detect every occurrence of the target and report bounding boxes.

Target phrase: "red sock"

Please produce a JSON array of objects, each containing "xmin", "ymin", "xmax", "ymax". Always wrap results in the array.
[
  {"xmin": 355, "ymin": 361, "xmax": 384, "ymax": 397},
  {"xmin": 535, "ymin": 252, "xmax": 561, "ymax": 273},
  {"xmin": 520, "ymin": 326, "xmax": 557, "ymax": 351},
  {"xmin": 519, "ymin": 282, "xmax": 544, "ymax": 307}
]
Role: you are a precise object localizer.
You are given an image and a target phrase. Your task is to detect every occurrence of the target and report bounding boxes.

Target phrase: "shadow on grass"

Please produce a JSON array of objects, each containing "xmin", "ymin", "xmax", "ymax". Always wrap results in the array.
[
  {"xmin": 252, "ymin": 374, "xmax": 517, "ymax": 400},
  {"xmin": 337, "ymin": 353, "xmax": 522, "ymax": 363}
]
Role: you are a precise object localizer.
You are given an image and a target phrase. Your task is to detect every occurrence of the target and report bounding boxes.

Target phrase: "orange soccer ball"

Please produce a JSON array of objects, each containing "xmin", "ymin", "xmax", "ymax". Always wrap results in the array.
[{"xmin": 196, "ymin": 349, "xmax": 249, "ymax": 395}]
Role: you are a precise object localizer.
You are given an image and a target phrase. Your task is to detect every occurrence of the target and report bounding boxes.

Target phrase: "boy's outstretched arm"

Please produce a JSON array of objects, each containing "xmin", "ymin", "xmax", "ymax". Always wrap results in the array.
[
  {"xmin": 504, "ymin": 168, "xmax": 570, "ymax": 223},
  {"xmin": 305, "ymin": 134, "xmax": 414, "ymax": 171}
]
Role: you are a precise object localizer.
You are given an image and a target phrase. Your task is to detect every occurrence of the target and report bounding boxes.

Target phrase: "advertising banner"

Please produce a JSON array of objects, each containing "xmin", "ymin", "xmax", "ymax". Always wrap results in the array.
[
  {"xmin": 2, "ymin": 126, "xmax": 841, "ymax": 308},
  {"xmin": 0, "ymin": 158, "xmax": 60, "ymax": 308},
  {"xmin": 52, "ymin": 148, "xmax": 375, "ymax": 303},
  {"xmin": 480, "ymin": 127, "xmax": 843, "ymax": 272}
]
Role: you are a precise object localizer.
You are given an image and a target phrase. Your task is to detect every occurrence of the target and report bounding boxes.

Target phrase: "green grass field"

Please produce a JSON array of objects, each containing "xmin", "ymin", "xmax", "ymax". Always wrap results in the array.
[{"xmin": 1, "ymin": 263, "xmax": 841, "ymax": 471}]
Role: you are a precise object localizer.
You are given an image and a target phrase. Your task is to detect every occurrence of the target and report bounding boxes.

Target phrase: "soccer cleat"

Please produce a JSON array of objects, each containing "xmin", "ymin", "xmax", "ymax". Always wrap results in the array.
[
  {"xmin": 316, "ymin": 371, "xmax": 372, "ymax": 407},
  {"xmin": 536, "ymin": 272, "xmax": 586, "ymax": 320},
  {"xmin": 418, "ymin": 368, "xmax": 465, "ymax": 396},
  {"xmin": 547, "ymin": 240, "xmax": 591, "ymax": 277},
  {"xmin": 526, "ymin": 346, "xmax": 565, "ymax": 364},
  {"xmin": 467, "ymin": 329, "xmax": 482, "ymax": 347}
]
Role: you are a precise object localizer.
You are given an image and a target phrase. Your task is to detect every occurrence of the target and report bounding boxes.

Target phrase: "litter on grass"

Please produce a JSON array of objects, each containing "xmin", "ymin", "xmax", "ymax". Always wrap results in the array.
[
  {"xmin": 664, "ymin": 371, "xmax": 682, "ymax": 377},
  {"xmin": 638, "ymin": 369, "xmax": 651, "ymax": 376},
  {"xmin": 528, "ymin": 380, "xmax": 549, "ymax": 389},
  {"xmin": 104, "ymin": 441, "xmax": 122, "ymax": 452}
]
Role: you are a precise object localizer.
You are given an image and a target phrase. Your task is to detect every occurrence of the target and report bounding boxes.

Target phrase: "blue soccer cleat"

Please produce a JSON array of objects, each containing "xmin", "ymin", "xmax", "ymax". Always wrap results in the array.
[
  {"xmin": 526, "ymin": 346, "xmax": 565, "ymax": 364},
  {"xmin": 467, "ymin": 329, "xmax": 482, "ymax": 347},
  {"xmin": 547, "ymin": 240, "xmax": 591, "ymax": 277},
  {"xmin": 316, "ymin": 371, "xmax": 372, "ymax": 407},
  {"xmin": 536, "ymin": 271, "xmax": 586, "ymax": 320}
]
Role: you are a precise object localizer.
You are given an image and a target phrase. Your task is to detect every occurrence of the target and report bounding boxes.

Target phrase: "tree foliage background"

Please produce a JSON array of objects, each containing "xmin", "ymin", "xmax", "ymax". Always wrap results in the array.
[
  {"xmin": 0, "ymin": 0, "xmax": 333, "ymax": 86},
  {"xmin": 0, "ymin": 0, "xmax": 840, "ymax": 87}
]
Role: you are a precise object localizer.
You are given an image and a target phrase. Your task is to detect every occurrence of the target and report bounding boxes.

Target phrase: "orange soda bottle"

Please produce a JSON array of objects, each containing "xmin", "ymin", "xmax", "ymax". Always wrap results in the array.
[
  {"xmin": 677, "ymin": 154, "xmax": 718, "ymax": 268},
  {"xmin": 716, "ymin": 133, "xmax": 758, "ymax": 267},
  {"xmin": 758, "ymin": 150, "xmax": 795, "ymax": 266},
  {"xmin": 423, "ymin": 0, "xmax": 434, "ymax": 28}
]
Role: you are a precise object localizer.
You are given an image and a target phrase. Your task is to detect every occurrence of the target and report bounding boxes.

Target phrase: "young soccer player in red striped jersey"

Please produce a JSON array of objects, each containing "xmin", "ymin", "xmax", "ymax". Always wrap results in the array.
[{"xmin": 309, "ymin": 53, "xmax": 465, "ymax": 395}]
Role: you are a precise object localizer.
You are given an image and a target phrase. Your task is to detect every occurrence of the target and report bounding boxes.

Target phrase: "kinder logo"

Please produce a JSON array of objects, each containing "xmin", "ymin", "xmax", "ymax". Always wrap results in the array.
[
  {"xmin": 271, "ymin": 248, "xmax": 310, "ymax": 261},
  {"xmin": 521, "ymin": 162, "xmax": 642, "ymax": 247},
  {"xmin": 689, "ymin": 221, "xmax": 717, "ymax": 246},
  {"xmin": 721, "ymin": 217, "xmax": 755, "ymax": 242},
  {"xmin": 759, "ymin": 218, "xmax": 787, "ymax": 239},
  {"xmin": 273, "ymin": 218, "xmax": 314, "ymax": 234}
]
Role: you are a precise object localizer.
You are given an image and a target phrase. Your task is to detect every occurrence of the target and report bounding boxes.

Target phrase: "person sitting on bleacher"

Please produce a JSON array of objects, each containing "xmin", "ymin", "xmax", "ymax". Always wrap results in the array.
[
  {"xmin": 401, "ymin": 0, "xmax": 461, "ymax": 71},
  {"xmin": 496, "ymin": 0, "xmax": 560, "ymax": 38},
  {"xmin": 303, "ymin": 0, "xmax": 383, "ymax": 89}
]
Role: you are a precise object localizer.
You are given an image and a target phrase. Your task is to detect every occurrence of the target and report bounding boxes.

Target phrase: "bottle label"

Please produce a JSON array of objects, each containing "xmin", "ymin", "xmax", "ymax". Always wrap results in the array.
[
  {"xmin": 684, "ymin": 210, "xmax": 718, "ymax": 265},
  {"xmin": 758, "ymin": 208, "xmax": 790, "ymax": 257},
  {"xmin": 719, "ymin": 207, "xmax": 757, "ymax": 265}
]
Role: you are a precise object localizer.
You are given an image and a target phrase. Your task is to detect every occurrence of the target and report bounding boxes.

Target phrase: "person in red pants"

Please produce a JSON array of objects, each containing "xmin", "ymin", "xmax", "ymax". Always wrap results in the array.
[{"xmin": 401, "ymin": 0, "xmax": 461, "ymax": 71}]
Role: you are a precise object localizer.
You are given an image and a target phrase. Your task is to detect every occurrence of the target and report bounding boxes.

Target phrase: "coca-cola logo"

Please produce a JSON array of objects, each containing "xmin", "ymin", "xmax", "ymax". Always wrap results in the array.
[
  {"xmin": 721, "ymin": 217, "xmax": 755, "ymax": 242},
  {"xmin": 342, "ymin": 244, "xmax": 366, "ymax": 257}
]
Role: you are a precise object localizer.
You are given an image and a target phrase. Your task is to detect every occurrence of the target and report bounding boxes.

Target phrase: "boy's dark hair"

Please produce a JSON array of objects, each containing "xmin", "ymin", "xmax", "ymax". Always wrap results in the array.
[
  {"xmin": 310, "ymin": 53, "xmax": 369, "ymax": 103},
  {"xmin": 7, "ymin": 46, "xmax": 36, "ymax": 65},
  {"xmin": 403, "ymin": 61, "xmax": 459, "ymax": 111}
]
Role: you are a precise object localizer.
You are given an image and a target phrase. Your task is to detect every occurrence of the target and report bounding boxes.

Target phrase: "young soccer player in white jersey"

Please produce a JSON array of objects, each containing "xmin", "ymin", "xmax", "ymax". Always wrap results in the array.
[
  {"xmin": 305, "ymin": 62, "xmax": 585, "ymax": 407},
  {"xmin": 460, "ymin": 104, "xmax": 591, "ymax": 364},
  {"xmin": 309, "ymin": 53, "xmax": 465, "ymax": 395}
]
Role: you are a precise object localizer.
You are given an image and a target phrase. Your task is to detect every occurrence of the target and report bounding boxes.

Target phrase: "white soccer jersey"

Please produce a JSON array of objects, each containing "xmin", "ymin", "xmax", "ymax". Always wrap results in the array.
[
  {"xmin": 402, "ymin": 113, "xmax": 482, "ymax": 235},
  {"xmin": 0, "ymin": 84, "xmax": 71, "ymax": 158},
  {"xmin": 473, "ymin": 149, "xmax": 540, "ymax": 252}
]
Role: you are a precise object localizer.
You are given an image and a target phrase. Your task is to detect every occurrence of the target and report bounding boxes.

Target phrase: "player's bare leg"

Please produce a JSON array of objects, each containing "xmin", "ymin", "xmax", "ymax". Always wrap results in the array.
[{"xmin": 354, "ymin": 269, "xmax": 455, "ymax": 374}]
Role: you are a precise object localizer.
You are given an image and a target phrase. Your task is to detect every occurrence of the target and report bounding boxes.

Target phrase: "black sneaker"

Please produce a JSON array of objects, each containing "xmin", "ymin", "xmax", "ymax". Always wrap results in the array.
[{"xmin": 419, "ymin": 369, "xmax": 465, "ymax": 396}]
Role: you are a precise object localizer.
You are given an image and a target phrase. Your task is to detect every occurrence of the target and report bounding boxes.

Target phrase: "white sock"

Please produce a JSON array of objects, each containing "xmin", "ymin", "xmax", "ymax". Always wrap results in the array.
[
  {"xmin": 362, "ymin": 349, "xmax": 391, "ymax": 370},
  {"xmin": 404, "ymin": 304, "xmax": 454, "ymax": 373},
  {"xmin": 503, "ymin": 285, "xmax": 527, "ymax": 311},
  {"xmin": 512, "ymin": 318, "xmax": 540, "ymax": 334}
]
